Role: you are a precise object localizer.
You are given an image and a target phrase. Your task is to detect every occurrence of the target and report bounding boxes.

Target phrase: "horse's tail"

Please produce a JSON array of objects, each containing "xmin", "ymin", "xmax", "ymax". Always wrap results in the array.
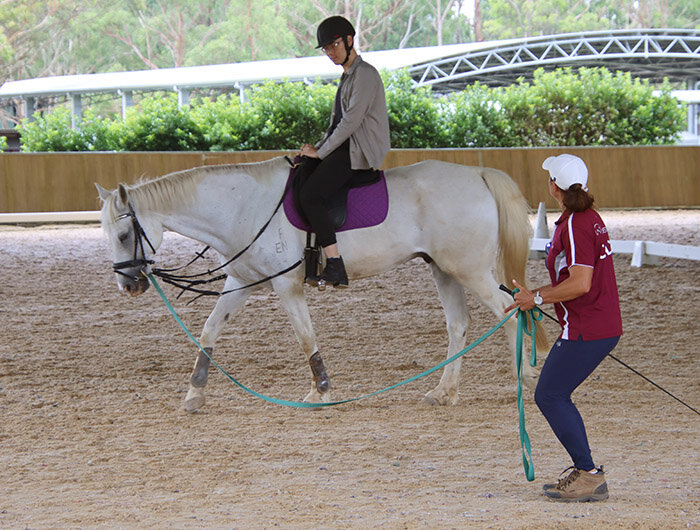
[{"xmin": 480, "ymin": 168, "xmax": 549, "ymax": 352}]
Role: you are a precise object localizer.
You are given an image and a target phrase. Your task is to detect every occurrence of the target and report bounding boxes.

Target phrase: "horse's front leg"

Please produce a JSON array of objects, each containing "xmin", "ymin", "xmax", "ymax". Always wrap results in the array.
[
  {"xmin": 272, "ymin": 275, "xmax": 331, "ymax": 403},
  {"xmin": 184, "ymin": 281, "xmax": 252, "ymax": 412}
]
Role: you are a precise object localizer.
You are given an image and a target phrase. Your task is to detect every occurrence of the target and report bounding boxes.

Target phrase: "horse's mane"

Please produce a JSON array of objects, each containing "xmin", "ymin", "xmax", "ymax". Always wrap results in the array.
[{"xmin": 103, "ymin": 157, "xmax": 289, "ymax": 225}]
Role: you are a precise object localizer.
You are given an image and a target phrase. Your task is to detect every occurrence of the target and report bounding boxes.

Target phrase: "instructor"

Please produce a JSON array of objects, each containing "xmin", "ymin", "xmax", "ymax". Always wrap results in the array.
[{"xmin": 505, "ymin": 154, "xmax": 623, "ymax": 502}]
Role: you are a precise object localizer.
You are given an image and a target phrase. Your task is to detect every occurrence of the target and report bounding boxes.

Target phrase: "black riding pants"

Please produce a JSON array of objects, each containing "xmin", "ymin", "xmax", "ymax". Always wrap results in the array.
[{"xmin": 298, "ymin": 140, "xmax": 355, "ymax": 248}]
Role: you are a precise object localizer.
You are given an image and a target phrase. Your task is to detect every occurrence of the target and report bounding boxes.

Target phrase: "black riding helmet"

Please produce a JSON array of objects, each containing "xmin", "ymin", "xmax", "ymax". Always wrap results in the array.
[
  {"xmin": 316, "ymin": 15, "xmax": 355, "ymax": 47},
  {"xmin": 316, "ymin": 16, "xmax": 355, "ymax": 63}
]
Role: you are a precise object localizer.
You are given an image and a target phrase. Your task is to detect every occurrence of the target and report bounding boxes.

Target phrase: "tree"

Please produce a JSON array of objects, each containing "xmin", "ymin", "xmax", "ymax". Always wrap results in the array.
[
  {"xmin": 623, "ymin": 0, "xmax": 700, "ymax": 28},
  {"xmin": 428, "ymin": 0, "xmax": 457, "ymax": 46},
  {"xmin": 219, "ymin": 0, "xmax": 303, "ymax": 62},
  {"xmin": 481, "ymin": 0, "xmax": 623, "ymax": 39},
  {"xmin": 0, "ymin": 0, "xmax": 78, "ymax": 82},
  {"xmin": 102, "ymin": 0, "xmax": 234, "ymax": 68},
  {"xmin": 280, "ymin": 0, "xmax": 413, "ymax": 52},
  {"xmin": 473, "ymin": 0, "xmax": 483, "ymax": 41}
]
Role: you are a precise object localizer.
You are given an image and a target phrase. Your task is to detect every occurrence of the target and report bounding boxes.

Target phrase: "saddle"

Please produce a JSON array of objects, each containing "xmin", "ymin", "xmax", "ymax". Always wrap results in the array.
[
  {"xmin": 283, "ymin": 156, "xmax": 389, "ymax": 281},
  {"xmin": 284, "ymin": 156, "xmax": 388, "ymax": 231}
]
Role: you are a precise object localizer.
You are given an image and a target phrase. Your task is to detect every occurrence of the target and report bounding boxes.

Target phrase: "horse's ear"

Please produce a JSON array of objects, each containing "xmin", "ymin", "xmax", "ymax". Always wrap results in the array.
[
  {"xmin": 117, "ymin": 183, "xmax": 129, "ymax": 208},
  {"xmin": 95, "ymin": 183, "xmax": 112, "ymax": 202}
]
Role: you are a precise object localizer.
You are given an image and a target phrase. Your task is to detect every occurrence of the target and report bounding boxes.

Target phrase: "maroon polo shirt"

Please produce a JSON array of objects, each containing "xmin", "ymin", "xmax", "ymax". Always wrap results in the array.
[{"xmin": 546, "ymin": 209, "xmax": 623, "ymax": 341}]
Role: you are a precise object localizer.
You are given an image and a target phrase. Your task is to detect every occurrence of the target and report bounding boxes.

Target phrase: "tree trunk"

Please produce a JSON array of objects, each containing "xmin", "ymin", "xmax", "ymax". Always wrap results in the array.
[{"xmin": 474, "ymin": 0, "xmax": 483, "ymax": 41}]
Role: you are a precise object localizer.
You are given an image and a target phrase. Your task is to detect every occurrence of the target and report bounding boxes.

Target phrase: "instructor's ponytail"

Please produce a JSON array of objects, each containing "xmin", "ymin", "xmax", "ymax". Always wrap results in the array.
[{"xmin": 562, "ymin": 184, "xmax": 594, "ymax": 212}]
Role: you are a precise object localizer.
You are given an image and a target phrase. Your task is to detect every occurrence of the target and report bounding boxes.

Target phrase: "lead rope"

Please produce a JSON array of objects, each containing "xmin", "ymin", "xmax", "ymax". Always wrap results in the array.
[
  {"xmin": 514, "ymin": 291, "xmax": 542, "ymax": 482},
  {"xmin": 148, "ymin": 273, "xmax": 539, "ymax": 479}
]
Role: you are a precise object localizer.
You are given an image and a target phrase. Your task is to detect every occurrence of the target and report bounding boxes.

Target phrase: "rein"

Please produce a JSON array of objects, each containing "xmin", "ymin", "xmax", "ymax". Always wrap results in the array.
[
  {"xmin": 154, "ymin": 157, "xmax": 299, "ymax": 289},
  {"xmin": 113, "ymin": 175, "xmax": 302, "ymax": 299},
  {"xmin": 148, "ymin": 272, "xmax": 539, "ymax": 481}
]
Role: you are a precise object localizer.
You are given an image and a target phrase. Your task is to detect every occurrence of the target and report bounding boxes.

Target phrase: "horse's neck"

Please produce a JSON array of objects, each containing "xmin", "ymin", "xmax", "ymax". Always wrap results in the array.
[{"xmin": 161, "ymin": 164, "xmax": 287, "ymax": 255}]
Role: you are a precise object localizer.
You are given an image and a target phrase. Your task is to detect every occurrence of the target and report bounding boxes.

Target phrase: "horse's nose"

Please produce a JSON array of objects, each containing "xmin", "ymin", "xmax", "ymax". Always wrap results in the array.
[
  {"xmin": 123, "ymin": 279, "xmax": 142, "ymax": 296},
  {"xmin": 121, "ymin": 275, "xmax": 149, "ymax": 296}
]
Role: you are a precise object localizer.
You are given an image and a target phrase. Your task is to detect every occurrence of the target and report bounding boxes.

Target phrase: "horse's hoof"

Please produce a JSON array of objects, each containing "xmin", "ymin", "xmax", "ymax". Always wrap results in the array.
[
  {"xmin": 184, "ymin": 388, "xmax": 205, "ymax": 413},
  {"xmin": 422, "ymin": 394, "xmax": 442, "ymax": 406},
  {"xmin": 305, "ymin": 275, "xmax": 321, "ymax": 287},
  {"xmin": 303, "ymin": 390, "xmax": 320, "ymax": 403},
  {"xmin": 184, "ymin": 396, "xmax": 205, "ymax": 413},
  {"xmin": 523, "ymin": 373, "xmax": 539, "ymax": 391},
  {"xmin": 423, "ymin": 391, "xmax": 449, "ymax": 406},
  {"xmin": 423, "ymin": 389, "xmax": 458, "ymax": 406}
]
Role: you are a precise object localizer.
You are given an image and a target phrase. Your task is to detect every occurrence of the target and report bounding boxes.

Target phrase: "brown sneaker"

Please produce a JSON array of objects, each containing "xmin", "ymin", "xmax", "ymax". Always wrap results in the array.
[
  {"xmin": 543, "ymin": 466, "xmax": 609, "ymax": 502},
  {"xmin": 542, "ymin": 466, "xmax": 575, "ymax": 491}
]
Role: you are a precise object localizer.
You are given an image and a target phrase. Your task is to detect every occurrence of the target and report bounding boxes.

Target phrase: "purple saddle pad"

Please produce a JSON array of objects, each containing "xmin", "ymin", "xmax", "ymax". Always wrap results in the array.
[{"xmin": 283, "ymin": 170, "xmax": 389, "ymax": 233}]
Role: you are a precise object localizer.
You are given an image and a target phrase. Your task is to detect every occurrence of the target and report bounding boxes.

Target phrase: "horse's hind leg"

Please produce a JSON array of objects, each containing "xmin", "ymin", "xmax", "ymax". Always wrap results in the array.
[
  {"xmin": 184, "ymin": 283, "xmax": 251, "ymax": 412},
  {"xmin": 462, "ymin": 273, "xmax": 540, "ymax": 389},
  {"xmin": 424, "ymin": 264, "xmax": 470, "ymax": 406}
]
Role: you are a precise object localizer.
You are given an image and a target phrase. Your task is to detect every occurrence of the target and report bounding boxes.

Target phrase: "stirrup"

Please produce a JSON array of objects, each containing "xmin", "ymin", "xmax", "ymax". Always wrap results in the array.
[{"xmin": 303, "ymin": 233, "xmax": 322, "ymax": 287}]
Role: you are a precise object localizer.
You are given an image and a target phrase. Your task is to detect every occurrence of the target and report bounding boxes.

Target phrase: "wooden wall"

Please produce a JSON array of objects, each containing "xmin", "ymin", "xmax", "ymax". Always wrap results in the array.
[{"xmin": 1, "ymin": 146, "xmax": 698, "ymax": 213}]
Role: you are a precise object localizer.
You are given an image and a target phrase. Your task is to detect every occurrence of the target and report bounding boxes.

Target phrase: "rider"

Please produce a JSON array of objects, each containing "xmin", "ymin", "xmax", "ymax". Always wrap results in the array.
[{"xmin": 299, "ymin": 15, "xmax": 391, "ymax": 289}]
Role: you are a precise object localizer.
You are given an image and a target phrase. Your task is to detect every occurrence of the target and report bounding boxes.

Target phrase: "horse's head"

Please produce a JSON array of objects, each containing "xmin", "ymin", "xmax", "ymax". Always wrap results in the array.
[{"xmin": 96, "ymin": 183, "xmax": 161, "ymax": 296}]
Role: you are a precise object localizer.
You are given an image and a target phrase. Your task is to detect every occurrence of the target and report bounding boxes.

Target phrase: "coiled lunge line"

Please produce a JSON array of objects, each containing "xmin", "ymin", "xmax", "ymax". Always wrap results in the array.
[
  {"xmin": 515, "ymin": 299, "xmax": 542, "ymax": 481},
  {"xmin": 149, "ymin": 273, "xmax": 539, "ymax": 480}
]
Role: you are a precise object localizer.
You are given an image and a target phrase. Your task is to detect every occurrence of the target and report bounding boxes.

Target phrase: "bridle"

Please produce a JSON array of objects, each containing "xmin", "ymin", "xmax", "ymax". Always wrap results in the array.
[
  {"xmin": 111, "ymin": 202, "xmax": 156, "ymax": 282},
  {"xmin": 109, "ymin": 170, "xmax": 302, "ymax": 298}
]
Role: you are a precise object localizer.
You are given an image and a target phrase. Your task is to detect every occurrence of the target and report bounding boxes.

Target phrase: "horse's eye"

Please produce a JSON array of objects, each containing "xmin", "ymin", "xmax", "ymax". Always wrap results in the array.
[{"xmin": 118, "ymin": 231, "xmax": 129, "ymax": 243}]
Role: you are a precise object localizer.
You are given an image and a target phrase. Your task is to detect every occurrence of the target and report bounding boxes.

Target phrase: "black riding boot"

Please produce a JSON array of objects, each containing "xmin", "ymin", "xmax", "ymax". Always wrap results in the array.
[{"xmin": 318, "ymin": 256, "xmax": 349, "ymax": 290}]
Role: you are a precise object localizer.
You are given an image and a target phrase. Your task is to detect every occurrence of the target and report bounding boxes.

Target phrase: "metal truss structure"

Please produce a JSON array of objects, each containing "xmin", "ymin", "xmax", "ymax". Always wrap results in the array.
[{"xmin": 409, "ymin": 29, "xmax": 700, "ymax": 91}]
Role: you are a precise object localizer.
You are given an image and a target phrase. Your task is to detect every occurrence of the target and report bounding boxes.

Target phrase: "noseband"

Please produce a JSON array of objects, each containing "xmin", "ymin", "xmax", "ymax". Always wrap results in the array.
[{"xmin": 112, "ymin": 202, "xmax": 156, "ymax": 282}]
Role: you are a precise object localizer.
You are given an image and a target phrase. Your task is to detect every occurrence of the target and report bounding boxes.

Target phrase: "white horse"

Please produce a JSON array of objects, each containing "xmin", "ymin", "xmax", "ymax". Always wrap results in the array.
[{"xmin": 97, "ymin": 156, "xmax": 546, "ymax": 412}]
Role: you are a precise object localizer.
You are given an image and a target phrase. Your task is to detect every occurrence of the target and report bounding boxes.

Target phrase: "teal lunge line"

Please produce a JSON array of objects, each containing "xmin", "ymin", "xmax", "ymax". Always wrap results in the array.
[
  {"xmin": 148, "ymin": 273, "xmax": 539, "ymax": 480},
  {"xmin": 512, "ymin": 287, "xmax": 543, "ymax": 482}
]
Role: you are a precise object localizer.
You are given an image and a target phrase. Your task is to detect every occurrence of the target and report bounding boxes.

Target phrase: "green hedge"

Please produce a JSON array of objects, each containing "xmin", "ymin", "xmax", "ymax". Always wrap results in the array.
[{"xmin": 18, "ymin": 67, "xmax": 684, "ymax": 152}]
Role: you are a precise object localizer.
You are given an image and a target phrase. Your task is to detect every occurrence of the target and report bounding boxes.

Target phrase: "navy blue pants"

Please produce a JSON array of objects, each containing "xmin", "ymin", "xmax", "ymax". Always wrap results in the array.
[{"xmin": 534, "ymin": 335, "xmax": 620, "ymax": 471}]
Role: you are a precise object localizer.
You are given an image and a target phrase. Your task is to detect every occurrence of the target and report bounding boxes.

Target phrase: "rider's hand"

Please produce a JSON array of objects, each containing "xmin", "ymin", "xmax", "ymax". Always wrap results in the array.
[{"xmin": 300, "ymin": 144, "xmax": 320, "ymax": 158}]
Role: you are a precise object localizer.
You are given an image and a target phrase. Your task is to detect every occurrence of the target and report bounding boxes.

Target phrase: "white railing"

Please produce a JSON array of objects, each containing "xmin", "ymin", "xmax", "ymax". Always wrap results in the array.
[
  {"xmin": 529, "ymin": 237, "xmax": 700, "ymax": 267},
  {"xmin": 529, "ymin": 202, "xmax": 700, "ymax": 267},
  {"xmin": 1, "ymin": 208, "xmax": 698, "ymax": 268},
  {"xmin": 0, "ymin": 211, "xmax": 101, "ymax": 223}
]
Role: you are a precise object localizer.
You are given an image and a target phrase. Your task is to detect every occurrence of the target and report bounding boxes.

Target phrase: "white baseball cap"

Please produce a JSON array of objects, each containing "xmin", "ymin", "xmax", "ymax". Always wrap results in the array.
[{"xmin": 542, "ymin": 154, "xmax": 588, "ymax": 191}]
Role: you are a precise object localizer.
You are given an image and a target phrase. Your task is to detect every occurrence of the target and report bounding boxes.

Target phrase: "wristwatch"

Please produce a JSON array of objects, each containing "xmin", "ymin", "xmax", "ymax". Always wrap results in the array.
[{"xmin": 533, "ymin": 291, "xmax": 543, "ymax": 306}]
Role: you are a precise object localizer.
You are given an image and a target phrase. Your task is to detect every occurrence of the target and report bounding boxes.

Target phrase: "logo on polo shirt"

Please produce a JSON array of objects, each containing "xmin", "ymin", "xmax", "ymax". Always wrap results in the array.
[{"xmin": 593, "ymin": 223, "xmax": 608, "ymax": 236}]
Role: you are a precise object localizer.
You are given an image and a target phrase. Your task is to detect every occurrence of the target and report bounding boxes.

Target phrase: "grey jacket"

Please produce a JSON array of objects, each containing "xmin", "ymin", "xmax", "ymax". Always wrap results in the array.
[{"xmin": 316, "ymin": 56, "xmax": 391, "ymax": 170}]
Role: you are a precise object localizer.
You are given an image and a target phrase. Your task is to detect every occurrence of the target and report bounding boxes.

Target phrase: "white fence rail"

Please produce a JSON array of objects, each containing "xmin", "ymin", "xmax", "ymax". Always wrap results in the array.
[
  {"xmin": 1, "ymin": 209, "xmax": 698, "ymax": 268},
  {"xmin": 529, "ymin": 237, "xmax": 700, "ymax": 267},
  {"xmin": 529, "ymin": 202, "xmax": 700, "ymax": 267},
  {"xmin": 0, "ymin": 211, "xmax": 101, "ymax": 223}
]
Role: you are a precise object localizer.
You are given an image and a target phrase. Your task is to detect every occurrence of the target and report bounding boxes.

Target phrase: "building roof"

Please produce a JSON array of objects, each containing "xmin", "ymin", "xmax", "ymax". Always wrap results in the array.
[
  {"xmin": 0, "ymin": 43, "xmax": 493, "ymax": 99},
  {"xmin": 408, "ymin": 28, "xmax": 700, "ymax": 91},
  {"xmin": 1, "ymin": 28, "xmax": 698, "ymax": 101}
]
